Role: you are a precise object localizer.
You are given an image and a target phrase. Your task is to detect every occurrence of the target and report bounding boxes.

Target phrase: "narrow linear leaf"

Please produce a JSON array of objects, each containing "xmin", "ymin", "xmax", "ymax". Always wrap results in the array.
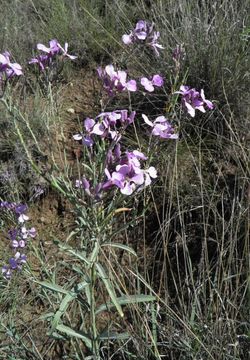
[
  {"xmin": 52, "ymin": 292, "xmax": 77, "ymax": 331},
  {"xmin": 102, "ymin": 243, "xmax": 137, "ymax": 257},
  {"xmin": 50, "ymin": 331, "xmax": 67, "ymax": 340},
  {"xmin": 57, "ymin": 242, "xmax": 90, "ymax": 265},
  {"xmin": 95, "ymin": 263, "xmax": 124, "ymax": 317},
  {"xmin": 96, "ymin": 294, "xmax": 156, "ymax": 315},
  {"xmin": 99, "ymin": 331, "xmax": 130, "ymax": 340},
  {"xmin": 56, "ymin": 324, "xmax": 92, "ymax": 349},
  {"xmin": 35, "ymin": 281, "xmax": 70, "ymax": 295},
  {"xmin": 39, "ymin": 312, "xmax": 54, "ymax": 321},
  {"xmin": 51, "ymin": 281, "xmax": 89, "ymax": 331},
  {"xmin": 51, "ymin": 176, "xmax": 67, "ymax": 196}
]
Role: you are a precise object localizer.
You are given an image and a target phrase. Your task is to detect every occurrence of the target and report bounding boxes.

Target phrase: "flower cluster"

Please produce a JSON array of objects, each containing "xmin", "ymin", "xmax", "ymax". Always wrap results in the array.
[
  {"xmin": 175, "ymin": 85, "xmax": 214, "ymax": 117},
  {"xmin": 73, "ymin": 110, "xmax": 136, "ymax": 146},
  {"xmin": 97, "ymin": 65, "xmax": 137, "ymax": 96},
  {"xmin": 75, "ymin": 142, "xmax": 158, "ymax": 196},
  {"xmin": 29, "ymin": 39, "xmax": 76, "ymax": 71},
  {"xmin": 98, "ymin": 65, "xmax": 164, "ymax": 96},
  {"xmin": 122, "ymin": 20, "xmax": 164, "ymax": 56},
  {"xmin": 1, "ymin": 202, "xmax": 36, "ymax": 280},
  {"xmin": 0, "ymin": 38, "xmax": 75, "ymax": 88},
  {"xmin": 0, "ymin": 51, "xmax": 23, "ymax": 82},
  {"xmin": 103, "ymin": 150, "xmax": 157, "ymax": 196},
  {"xmin": 73, "ymin": 21, "xmax": 183, "ymax": 197},
  {"xmin": 142, "ymin": 114, "xmax": 178, "ymax": 139}
]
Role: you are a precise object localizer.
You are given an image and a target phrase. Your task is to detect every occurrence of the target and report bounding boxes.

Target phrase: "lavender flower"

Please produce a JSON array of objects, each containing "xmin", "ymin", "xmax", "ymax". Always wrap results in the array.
[
  {"xmin": 73, "ymin": 110, "xmax": 136, "ymax": 146},
  {"xmin": 0, "ymin": 51, "xmax": 23, "ymax": 79},
  {"xmin": 76, "ymin": 177, "xmax": 103, "ymax": 200},
  {"xmin": 1, "ymin": 202, "xmax": 36, "ymax": 280},
  {"xmin": 73, "ymin": 118, "xmax": 95, "ymax": 146},
  {"xmin": 175, "ymin": 85, "xmax": 214, "ymax": 117},
  {"xmin": 97, "ymin": 65, "xmax": 137, "ymax": 96},
  {"xmin": 37, "ymin": 39, "xmax": 61, "ymax": 56},
  {"xmin": 140, "ymin": 74, "xmax": 164, "ymax": 92},
  {"xmin": 142, "ymin": 114, "xmax": 178, "ymax": 139},
  {"xmin": 122, "ymin": 20, "xmax": 164, "ymax": 56},
  {"xmin": 0, "ymin": 201, "xmax": 17, "ymax": 210},
  {"xmin": 28, "ymin": 54, "xmax": 50, "ymax": 71},
  {"xmin": 21, "ymin": 226, "xmax": 36, "ymax": 239},
  {"xmin": 29, "ymin": 39, "xmax": 76, "ymax": 71},
  {"xmin": 57, "ymin": 42, "xmax": 77, "ymax": 60},
  {"xmin": 15, "ymin": 204, "xmax": 29, "ymax": 223},
  {"xmin": 103, "ymin": 150, "xmax": 157, "ymax": 195},
  {"xmin": 2, "ymin": 252, "xmax": 27, "ymax": 279}
]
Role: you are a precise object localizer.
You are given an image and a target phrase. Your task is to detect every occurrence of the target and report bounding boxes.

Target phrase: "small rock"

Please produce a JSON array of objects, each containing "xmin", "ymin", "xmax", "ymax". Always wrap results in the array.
[{"xmin": 67, "ymin": 108, "xmax": 75, "ymax": 114}]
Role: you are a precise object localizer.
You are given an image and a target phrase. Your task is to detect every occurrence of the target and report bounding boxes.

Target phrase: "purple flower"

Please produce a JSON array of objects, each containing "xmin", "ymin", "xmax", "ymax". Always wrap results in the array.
[
  {"xmin": 122, "ymin": 20, "xmax": 164, "ymax": 56},
  {"xmin": 0, "ymin": 201, "xmax": 16, "ymax": 210},
  {"xmin": 73, "ymin": 118, "xmax": 95, "ymax": 146},
  {"xmin": 148, "ymin": 31, "xmax": 164, "ymax": 56},
  {"xmin": 106, "ymin": 143, "xmax": 121, "ymax": 166},
  {"xmin": 73, "ymin": 110, "xmax": 136, "ymax": 146},
  {"xmin": 97, "ymin": 65, "xmax": 137, "ymax": 95},
  {"xmin": 102, "ymin": 168, "xmax": 125, "ymax": 190},
  {"xmin": 9, "ymin": 252, "xmax": 27, "ymax": 269},
  {"xmin": 1, "ymin": 203, "xmax": 35, "ymax": 280},
  {"xmin": 2, "ymin": 266, "xmax": 12, "ymax": 280},
  {"xmin": 140, "ymin": 74, "xmax": 164, "ymax": 92},
  {"xmin": 37, "ymin": 39, "xmax": 61, "ymax": 56},
  {"xmin": 0, "ymin": 51, "xmax": 23, "ymax": 78},
  {"xmin": 8, "ymin": 228, "xmax": 19, "ymax": 241},
  {"xmin": 122, "ymin": 33, "xmax": 133, "ymax": 45},
  {"xmin": 2, "ymin": 252, "xmax": 27, "ymax": 280},
  {"xmin": 0, "ymin": 202, "xmax": 29, "ymax": 222},
  {"xmin": 134, "ymin": 20, "xmax": 151, "ymax": 40},
  {"xmin": 21, "ymin": 226, "xmax": 36, "ymax": 239},
  {"xmin": 0, "ymin": 202, "xmax": 31, "ymax": 227},
  {"xmin": 15, "ymin": 204, "xmax": 29, "ymax": 223},
  {"xmin": 200, "ymin": 89, "xmax": 214, "ymax": 110},
  {"xmin": 57, "ymin": 42, "xmax": 77, "ymax": 60},
  {"xmin": 12, "ymin": 239, "xmax": 25, "ymax": 248},
  {"xmin": 103, "ymin": 150, "xmax": 157, "ymax": 195},
  {"xmin": 142, "ymin": 114, "xmax": 178, "ymax": 139},
  {"xmin": 29, "ymin": 39, "xmax": 76, "ymax": 71},
  {"xmin": 76, "ymin": 177, "xmax": 103, "ymax": 200},
  {"xmin": 15, "ymin": 204, "xmax": 28, "ymax": 215},
  {"xmin": 28, "ymin": 54, "xmax": 50, "ymax": 71},
  {"xmin": 175, "ymin": 85, "xmax": 214, "ymax": 117}
]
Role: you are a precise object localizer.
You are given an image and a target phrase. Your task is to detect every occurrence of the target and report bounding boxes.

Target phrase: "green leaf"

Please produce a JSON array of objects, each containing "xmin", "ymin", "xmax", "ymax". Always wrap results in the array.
[
  {"xmin": 96, "ymin": 294, "xmax": 156, "ymax": 315},
  {"xmin": 51, "ymin": 176, "xmax": 67, "ymax": 196},
  {"xmin": 89, "ymin": 241, "xmax": 100, "ymax": 264},
  {"xmin": 38, "ymin": 312, "xmax": 54, "ymax": 321},
  {"xmin": 101, "ymin": 243, "xmax": 137, "ymax": 257},
  {"xmin": 57, "ymin": 242, "xmax": 90, "ymax": 265},
  {"xmin": 51, "ymin": 281, "xmax": 89, "ymax": 331},
  {"xmin": 95, "ymin": 263, "xmax": 124, "ymax": 318},
  {"xmin": 35, "ymin": 281, "xmax": 70, "ymax": 295},
  {"xmin": 51, "ymin": 292, "xmax": 77, "ymax": 331},
  {"xmin": 50, "ymin": 331, "xmax": 67, "ymax": 340},
  {"xmin": 56, "ymin": 324, "xmax": 92, "ymax": 349},
  {"xmin": 99, "ymin": 331, "xmax": 130, "ymax": 340}
]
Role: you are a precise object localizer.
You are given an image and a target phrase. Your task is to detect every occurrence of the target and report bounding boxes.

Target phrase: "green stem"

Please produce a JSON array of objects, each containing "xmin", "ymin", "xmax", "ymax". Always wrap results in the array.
[{"xmin": 90, "ymin": 264, "xmax": 100, "ymax": 360}]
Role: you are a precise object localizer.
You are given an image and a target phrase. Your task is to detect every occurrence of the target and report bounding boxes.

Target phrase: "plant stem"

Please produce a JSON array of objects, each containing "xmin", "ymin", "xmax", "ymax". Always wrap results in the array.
[{"xmin": 90, "ymin": 263, "xmax": 100, "ymax": 360}]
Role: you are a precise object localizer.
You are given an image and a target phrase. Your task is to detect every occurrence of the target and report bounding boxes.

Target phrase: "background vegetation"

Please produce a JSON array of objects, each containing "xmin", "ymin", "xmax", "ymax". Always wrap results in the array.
[{"xmin": 0, "ymin": 0, "xmax": 249, "ymax": 359}]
